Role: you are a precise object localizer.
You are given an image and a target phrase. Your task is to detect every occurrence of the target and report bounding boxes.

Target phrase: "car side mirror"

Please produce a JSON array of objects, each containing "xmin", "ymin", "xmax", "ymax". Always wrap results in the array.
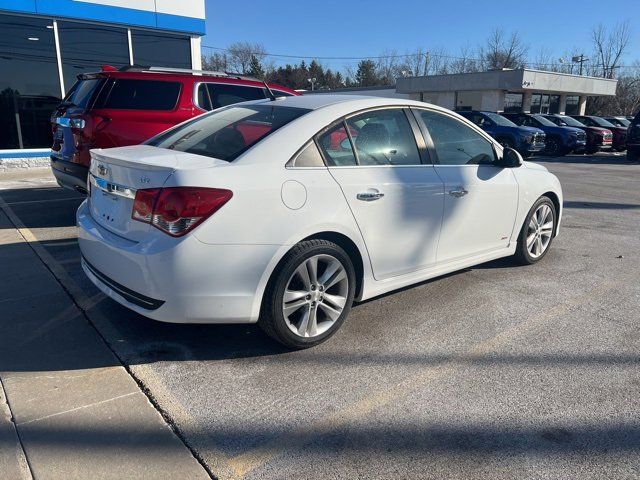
[{"xmin": 501, "ymin": 147, "xmax": 523, "ymax": 168}]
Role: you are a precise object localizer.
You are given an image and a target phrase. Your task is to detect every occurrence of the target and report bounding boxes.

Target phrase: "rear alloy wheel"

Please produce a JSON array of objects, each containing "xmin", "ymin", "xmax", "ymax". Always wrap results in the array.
[
  {"xmin": 259, "ymin": 240, "xmax": 355, "ymax": 349},
  {"xmin": 514, "ymin": 197, "xmax": 556, "ymax": 265}
]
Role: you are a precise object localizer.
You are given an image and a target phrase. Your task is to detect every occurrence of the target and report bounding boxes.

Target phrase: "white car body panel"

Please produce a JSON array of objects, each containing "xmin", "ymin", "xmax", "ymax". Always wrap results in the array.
[{"xmin": 77, "ymin": 95, "xmax": 562, "ymax": 324}]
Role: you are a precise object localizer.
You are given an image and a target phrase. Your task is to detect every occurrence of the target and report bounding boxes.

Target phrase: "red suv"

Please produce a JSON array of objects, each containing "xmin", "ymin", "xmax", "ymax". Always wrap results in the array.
[{"xmin": 50, "ymin": 66, "xmax": 298, "ymax": 193}]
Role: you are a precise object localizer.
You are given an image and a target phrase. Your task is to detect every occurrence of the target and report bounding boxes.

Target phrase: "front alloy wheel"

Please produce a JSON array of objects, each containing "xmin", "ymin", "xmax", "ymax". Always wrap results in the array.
[
  {"xmin": 514, "ymin": 196, "xmax": 557, "ymax": 265},
  {"xmin": 260, "ymin": 240, "xmax": 356, "ymax": 349},
  {"xmin": 526, "ymin": 204, "xmax": 554, "ymax": 259}
]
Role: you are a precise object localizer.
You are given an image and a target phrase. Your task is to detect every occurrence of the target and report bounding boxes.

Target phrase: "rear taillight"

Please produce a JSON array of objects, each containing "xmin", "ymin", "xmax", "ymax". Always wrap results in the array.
[{"xmin": 131, "ymin": 187, "xmax": 232, "ymax": 237}]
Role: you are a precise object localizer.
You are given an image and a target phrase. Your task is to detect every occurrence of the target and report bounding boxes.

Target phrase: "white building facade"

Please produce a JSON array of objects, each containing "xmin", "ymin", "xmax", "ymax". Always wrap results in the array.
[{"xmin": 396, "ymin": 69, "xmax": 617, "ymax": 116}]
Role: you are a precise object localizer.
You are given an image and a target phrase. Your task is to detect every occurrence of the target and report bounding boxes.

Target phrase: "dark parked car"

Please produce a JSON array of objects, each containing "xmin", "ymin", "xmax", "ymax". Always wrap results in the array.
[
  {"xmin": 542, "ymin": 114, "xmax": 613, "ymax": 154},
  {"xmin": 457, "ymin": 111, "xmax": 545, "ymax": 156},
  {"xmin": 50, "ymin": 66, "xmax": 298, "ymax": 193},
  {"xmin": 572, "ymin": 115, "xmax": 626, "ymax": 151},
  {"xmin": 501, "ymin": 112, "xmax": 586, "ymax": 156},
  {"xmin": 627, "ymin": 111, "xmax": 640, "ymax": 162}
]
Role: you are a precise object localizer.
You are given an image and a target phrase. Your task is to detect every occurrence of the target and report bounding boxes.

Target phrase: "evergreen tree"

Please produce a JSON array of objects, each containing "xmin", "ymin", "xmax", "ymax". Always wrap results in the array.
[
  {"xmin": 355, "ymin": 59, "xmax": 380, "ymax": 86},
  {"xmin": 247, "ymin": 55, "xmax": 265, "ymax": 78}
]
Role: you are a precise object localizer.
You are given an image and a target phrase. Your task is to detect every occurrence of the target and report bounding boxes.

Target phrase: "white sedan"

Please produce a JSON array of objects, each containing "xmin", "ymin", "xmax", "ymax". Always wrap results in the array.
[{"xmin": 77, "ymin": 95, "xmax": 562, "ymax": 348}]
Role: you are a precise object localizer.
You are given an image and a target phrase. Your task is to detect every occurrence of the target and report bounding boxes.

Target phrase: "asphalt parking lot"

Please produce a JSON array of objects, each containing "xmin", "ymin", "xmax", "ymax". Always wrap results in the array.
[{"xmin": 1, "ymin": 152, "xmax": 639, "ymax": 479}]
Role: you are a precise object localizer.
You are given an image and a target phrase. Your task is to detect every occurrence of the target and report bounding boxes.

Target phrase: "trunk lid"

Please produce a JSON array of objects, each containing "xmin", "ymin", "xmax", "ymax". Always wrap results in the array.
[{"xmin": 88, "ymin": 145, "xmax": 226, "ymax": 241}]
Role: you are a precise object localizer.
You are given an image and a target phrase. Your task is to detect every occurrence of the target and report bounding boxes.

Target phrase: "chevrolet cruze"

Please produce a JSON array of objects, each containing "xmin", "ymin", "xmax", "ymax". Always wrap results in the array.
[{"xmin": 77, "ymin": 95, "xmax": 562, "ymax": 348}]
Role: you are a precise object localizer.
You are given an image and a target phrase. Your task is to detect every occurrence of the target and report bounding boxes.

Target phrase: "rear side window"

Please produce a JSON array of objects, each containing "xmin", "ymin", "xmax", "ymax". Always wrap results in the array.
[
  {"xmin": 317, "ymin": 123, "xmax": 357, "ymax": 167},
  {"xmin": 147, "ymin": 105, "xmax": 309, "ymax": 161},
  {"xmin": 197, "ymin": 83, "xmax": 266, "ymax": 111},
  {"xmin": 95, "ymin": 79, "xmax": 181, "ymax": 110}
]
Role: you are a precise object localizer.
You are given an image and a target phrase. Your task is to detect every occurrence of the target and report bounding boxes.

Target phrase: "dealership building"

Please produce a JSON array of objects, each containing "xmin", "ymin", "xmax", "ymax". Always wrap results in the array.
[
  {"xmin": 0, "ymin": 0, "xmax": 205, "ymax": 168},
  {"xmin": 396, "ymin": 68, "xmax": 617, "ymax": 116}
]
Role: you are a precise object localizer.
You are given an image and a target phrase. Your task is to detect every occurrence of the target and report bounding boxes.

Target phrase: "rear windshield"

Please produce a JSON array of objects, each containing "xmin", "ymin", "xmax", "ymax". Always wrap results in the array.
[
  {"xmin": 62, "ymin": 78, "xmax": 104, "ymax": 108},
  {"xmin": 147, "ymin": 104, "xmax": 310, "ymax": 161},
  {"xmin": 94, "ymin": 79, "xmax": 181, "ymax": 110}
]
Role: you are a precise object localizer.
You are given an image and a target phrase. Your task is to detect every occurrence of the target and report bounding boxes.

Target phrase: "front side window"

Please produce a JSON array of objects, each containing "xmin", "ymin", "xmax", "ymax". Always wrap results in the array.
[
  {"xmin": 345, "ymin": 109, "xmax": 422, "ymax": 166},
  {"xmin": 95, "ymin": 79, "xmax": 181, "ymax": 110},
  {"xmin": 419, "ymin": 110, "xmax": 496, "ymax": 166},
  {"xmin": 147, "ymin": 105, "xmax": 309, "ymax": 161}
]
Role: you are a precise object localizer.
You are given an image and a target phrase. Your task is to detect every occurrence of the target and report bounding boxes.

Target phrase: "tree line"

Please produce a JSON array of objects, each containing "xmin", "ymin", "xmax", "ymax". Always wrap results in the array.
[{"xmin": 202, "ymin": 22, "xmax": 639, "ymax": 116}]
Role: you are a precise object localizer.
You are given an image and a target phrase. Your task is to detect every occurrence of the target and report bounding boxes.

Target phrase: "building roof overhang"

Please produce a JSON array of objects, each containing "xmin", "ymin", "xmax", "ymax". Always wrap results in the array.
[{"xmin": 396, "ymin": 69, "xmax": 617, "ymax": 97}]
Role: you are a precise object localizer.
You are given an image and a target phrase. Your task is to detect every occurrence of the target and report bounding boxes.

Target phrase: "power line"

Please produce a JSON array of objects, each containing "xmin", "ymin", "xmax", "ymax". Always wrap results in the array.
[{"xmin": 201, "ymin": 44, "xmax": 640, "ymax": 71}]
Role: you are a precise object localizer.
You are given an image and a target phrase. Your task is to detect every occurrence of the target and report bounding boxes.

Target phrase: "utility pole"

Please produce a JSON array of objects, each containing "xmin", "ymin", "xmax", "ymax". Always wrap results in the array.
[
  {"xmin": 572, "ymin": 54, "xmax": 589, "ymax": 76},
  {"xmin": 423, "ymin": 51, "xmax": 430, "ymax": 76}
]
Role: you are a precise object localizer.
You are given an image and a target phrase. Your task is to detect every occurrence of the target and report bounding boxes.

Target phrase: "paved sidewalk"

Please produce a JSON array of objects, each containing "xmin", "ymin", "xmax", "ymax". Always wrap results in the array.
[{"xmin": 0, "ymin": 207, "xmax": 209, "ymax": 479}]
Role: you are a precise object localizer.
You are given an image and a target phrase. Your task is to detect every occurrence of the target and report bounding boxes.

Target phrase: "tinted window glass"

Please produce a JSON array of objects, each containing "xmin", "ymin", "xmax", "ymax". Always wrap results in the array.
[
  {"xmin": 317, "ymin": 124, "xmax": 357, "ymax": 167},
  {"xmin": 0, "ymin": 14, "xmax": 61, "ymax": 149},
  {"xmin": 197, "ymin": 84, "xmax": 212, "ymax": 110},
  {"xmin": 504, "ymin": 92, "xmax": 523, "ymax": 113},
  {"xmin": 207, "ymin": 83, "xmax": 266, "ymax": 109},
  {"xmin": 290, "ymin": 142, "xmax": 325, "ymax": 167},
  {"xmin": 148, "ymin": 105, "xmax": 309, "ymax": 161},
  {"xmin": 346, "ymin": 109, "xmax": 421, "ymax": 166},
  {"xmin": 63, "ymin": 79, "xmax": 104, "ymax": 109},
  {"xmin": 419, "ymin": 110, "xmax": 496, "ymax": 166},
  {"xmin": 58, "ymin": 22, "xmax": 129, "ymax": 93},
  {"xmin": 131, "ymin": 30, "xmax": 191, "ymax": 69},
  {"xmin": 96, "ymin": 79, "xmax": 181, "ymax": 110}
]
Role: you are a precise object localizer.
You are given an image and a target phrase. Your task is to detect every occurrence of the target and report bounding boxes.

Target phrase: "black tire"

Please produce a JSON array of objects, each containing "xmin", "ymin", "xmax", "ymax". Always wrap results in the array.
[
  {"xmin": 628, "ymin": 149, "xmax": 639, "ymax": 163},
  {"xmin": 586, "ymin": 146, "xmax": 599, "ymax": 154},
  {"xmin": 544, "ymin": 137, "xmax": 566, "ymax": 156},
  {"xmin": 259, "ymin": 239, "xmax": 356, "ymax": 349},
  {"xmin": 498, "ymin": 137, "xmax": 515, "ymax": 149},
  {"xmin": 514, "ymin": 196, "xmax": 557, "ymax": 265}
]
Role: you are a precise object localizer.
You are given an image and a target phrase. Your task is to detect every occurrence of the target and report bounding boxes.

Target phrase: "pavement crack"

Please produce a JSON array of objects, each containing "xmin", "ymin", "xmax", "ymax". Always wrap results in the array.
[{"xmin": 16, "ymin": 392, "xmax": 137, "ymax": 426}]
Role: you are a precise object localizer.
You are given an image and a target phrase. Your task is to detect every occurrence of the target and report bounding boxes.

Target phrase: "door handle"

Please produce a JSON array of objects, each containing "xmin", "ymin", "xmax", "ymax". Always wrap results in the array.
[
  {"xmin": 357, "ymin": 190, "xmax": 385, "ymax": 201},
  {"xmin": 448, "ymin": 187, "xmax": 469, "ymax": 198}
]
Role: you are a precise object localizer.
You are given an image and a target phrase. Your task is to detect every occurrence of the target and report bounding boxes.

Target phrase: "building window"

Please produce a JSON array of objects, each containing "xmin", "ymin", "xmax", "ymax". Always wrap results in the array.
[
  {"xmin": 131, "ymin": 30, "xmax": 192, "ymax": 69},
  {"xmin": 549, "ymin": 95, "xmax": 561, "ymax": 114},
  {"xmin": 58, "ymin": 21, "xmax": 129, "ymax": 93},
  {"xmin": 530, "ymin": 94, "xmax": 542, "ymax": 113},
  {"xmin": 565, "ymin": 95, "xmax": 580, "ymax": 115},
  {"xmin": 503, "ymin": 92, "xmax": 523, "ymax": 113},
  {"xmin": 0, "ymin": 14, "xmax": 62, "ymax": 149}
]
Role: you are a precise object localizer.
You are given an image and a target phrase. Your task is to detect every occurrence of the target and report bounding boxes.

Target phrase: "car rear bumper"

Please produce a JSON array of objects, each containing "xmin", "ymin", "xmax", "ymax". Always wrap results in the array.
[
  {"xmin": 51, "ymin": 157, "xmax": 89, "ymax": 193},
  {"xmin": 77, "ymin": 200, "xmax": 279, "ymax": 324}
]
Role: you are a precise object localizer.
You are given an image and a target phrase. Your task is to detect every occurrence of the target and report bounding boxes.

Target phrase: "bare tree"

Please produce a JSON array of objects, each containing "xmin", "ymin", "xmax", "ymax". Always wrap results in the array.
[
  {"xmin": 480, "ymin": 28, "xmax": 528, "ymax": 70},
  {"xmin": 226, "ymin": 42, "xmax": 267, "ymax": 74},
  {"xmin": 202, "ymin": 51, "xmax": 229, "ymax": 71},
  {"xmin": 591, "ymin": 21, "xmax": 631, "ymax": 78},
  {"xmin": 375, "ymin": 49, "xmax": 401, "ymax": 84},
  {"xmin": 449, "ymin": 44, "xmax": 480, "ymax": 74}
]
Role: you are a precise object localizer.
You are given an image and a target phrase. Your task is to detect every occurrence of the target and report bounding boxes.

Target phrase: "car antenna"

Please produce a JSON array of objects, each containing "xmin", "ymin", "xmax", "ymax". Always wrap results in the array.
[{"xmin": 263, "ymin": 81, "xmax": 277, "ymax": 101}]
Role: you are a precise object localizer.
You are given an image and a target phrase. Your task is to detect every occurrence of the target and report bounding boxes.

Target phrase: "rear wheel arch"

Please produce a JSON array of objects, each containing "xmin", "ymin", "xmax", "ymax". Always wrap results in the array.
[{"xmin": 300, "ymin": 232, "xmax": 365, "ymax": 300}]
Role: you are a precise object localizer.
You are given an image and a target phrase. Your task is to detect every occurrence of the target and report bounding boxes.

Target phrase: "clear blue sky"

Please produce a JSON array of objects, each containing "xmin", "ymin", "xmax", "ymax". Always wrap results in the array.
[{"xmin": 202, "ymin": 0, "xmax": 639, "ymax": 74}]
